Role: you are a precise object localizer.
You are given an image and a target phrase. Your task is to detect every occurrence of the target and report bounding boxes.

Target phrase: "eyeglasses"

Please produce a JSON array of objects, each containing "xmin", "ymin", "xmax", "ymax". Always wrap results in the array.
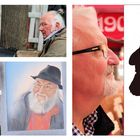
[{"xmin": 72, "ymin": 45, "xmax": 108, "ymax": 59}]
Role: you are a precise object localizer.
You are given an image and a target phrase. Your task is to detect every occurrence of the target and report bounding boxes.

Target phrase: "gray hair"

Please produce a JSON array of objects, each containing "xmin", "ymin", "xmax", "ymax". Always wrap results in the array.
[{"xmin": 49, "ymin": 11, "xmax": 65, "ymax": 28}]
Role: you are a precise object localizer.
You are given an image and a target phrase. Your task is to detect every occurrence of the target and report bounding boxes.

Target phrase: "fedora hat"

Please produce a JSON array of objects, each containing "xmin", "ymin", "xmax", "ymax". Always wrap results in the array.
[{"xmin": 31, "ymin": 65, "xmax": 63, "ymax": 89}]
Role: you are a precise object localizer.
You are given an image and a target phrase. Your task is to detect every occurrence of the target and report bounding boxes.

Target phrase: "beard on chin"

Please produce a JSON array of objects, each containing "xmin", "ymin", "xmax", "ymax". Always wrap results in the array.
[
  {"xmin": 28, "ymin": 91, "xmax": 58, "ymax": 114},
  {"xmin": 103, "ymin": 77, "xmax": 119, "ymax": 96},
  {"xmin": 103, "ymin": 66, "xmax": 119, "ymax": 96}
]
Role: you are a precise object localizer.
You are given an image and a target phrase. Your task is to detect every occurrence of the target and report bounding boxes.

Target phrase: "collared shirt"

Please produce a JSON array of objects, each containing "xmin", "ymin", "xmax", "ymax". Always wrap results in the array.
[{"xmin": 72, "ymin": 110, "xmax": 98, "ymax": 136}]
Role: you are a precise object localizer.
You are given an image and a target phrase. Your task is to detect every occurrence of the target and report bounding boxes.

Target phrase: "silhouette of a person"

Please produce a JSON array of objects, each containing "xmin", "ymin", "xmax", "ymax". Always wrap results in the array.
[{"xmin": 129, "ymin": 47, "xmax": 140, "ymax": 96}]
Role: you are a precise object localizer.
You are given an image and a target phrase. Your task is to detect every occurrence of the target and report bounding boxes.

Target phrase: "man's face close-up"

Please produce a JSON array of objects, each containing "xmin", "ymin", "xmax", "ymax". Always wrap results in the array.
[
  {"xmin": 73, "ymin": 42, "xmax": 120, "ymax": 100},
  {"xmin": 73, "ymin": 45, "xmax": 108, "ymax": 99},
  {"xmin": 39, "ymin": 16, "xmax": 55, "ymax": 39},
  {"xmin": 33, "ymin": 78, "xmax": 58, "ymax": 103},
  {"xmin": 28, "ymin": 78, "xmax": 59, "ymax": 114},
  {"xmin": 73, "ymin": 7, "xmax": 119, "ymax": 100}
]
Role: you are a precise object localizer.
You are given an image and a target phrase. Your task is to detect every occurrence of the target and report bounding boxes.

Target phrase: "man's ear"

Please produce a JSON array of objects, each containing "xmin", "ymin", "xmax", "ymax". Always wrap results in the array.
[{"xmin": 55, "ymin": 22, "xmax": 61, "ymax": 30}]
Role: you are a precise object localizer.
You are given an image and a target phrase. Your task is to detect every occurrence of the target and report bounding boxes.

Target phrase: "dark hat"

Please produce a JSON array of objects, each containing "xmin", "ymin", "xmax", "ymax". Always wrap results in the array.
[{"xmin": 31, "ymin": 65, "xmax": 63, "ymax": 89}]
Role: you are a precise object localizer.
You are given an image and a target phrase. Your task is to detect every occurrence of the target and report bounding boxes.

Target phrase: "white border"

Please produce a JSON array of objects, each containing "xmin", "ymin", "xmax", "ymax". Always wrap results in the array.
[
  {"xmin": 124, "ymin": 4, "xmax": 140, "ymax": 136},
  {"xmin": 1, "ymin": 0, "xmax": 140, "ymax": 139}
]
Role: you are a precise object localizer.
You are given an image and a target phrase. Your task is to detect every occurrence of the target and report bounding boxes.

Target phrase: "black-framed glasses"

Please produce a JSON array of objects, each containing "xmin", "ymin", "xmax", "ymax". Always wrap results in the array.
[{"xmin": 72, "ymin": 45, "xmax": 108, "ymax": 59}]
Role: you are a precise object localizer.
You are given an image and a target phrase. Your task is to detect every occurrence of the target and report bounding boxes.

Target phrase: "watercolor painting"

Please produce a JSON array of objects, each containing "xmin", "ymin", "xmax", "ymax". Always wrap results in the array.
[{"xmin": 1, "ymin": 62, "xmax": 66, "ymax": 135}]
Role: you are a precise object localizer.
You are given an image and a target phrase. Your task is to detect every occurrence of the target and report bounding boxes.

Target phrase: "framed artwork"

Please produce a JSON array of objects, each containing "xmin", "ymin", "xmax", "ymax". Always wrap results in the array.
[{"xmin": 1, "ymin": 62, "xmax": 66, "ymax": 135}]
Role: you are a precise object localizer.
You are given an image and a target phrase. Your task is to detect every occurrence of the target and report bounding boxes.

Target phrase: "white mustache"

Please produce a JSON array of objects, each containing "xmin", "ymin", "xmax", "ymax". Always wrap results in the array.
[
  {"xmin": 35, "ymin": 93, "xmax": 47, "ymax": 98},
  {"xmin": 28, "ymin": 92, "xmax": 58, "ymax": 114}
]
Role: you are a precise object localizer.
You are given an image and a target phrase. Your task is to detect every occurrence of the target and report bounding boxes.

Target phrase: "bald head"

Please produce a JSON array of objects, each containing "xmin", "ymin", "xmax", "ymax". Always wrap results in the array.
[
  {"xmin": 39, "ymin": 11, "xmax": 65, "ymax": 39},
  {"xmin": 73, "ymin": 7, "xmax": 107, "ymax": 51}
]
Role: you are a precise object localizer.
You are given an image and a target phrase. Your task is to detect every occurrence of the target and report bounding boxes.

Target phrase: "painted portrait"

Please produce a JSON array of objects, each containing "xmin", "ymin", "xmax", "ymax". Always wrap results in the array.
[{"xmin": 2, "ymin": 62, "xmax": 66, "ymax": 135}]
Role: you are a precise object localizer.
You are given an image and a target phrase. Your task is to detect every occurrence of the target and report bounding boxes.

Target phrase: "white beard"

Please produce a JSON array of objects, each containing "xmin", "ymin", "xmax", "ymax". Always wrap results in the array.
[
  {"xmin": 103, "ymin": 66, "xmax": 119, "ymax": 96},
  {"xmin": 28, "ymin": 91, "xmax": 59, "ymax": 114},
  {"xmin": 104, "ymin": 78, "xmax": 119, "ymax": 96}
]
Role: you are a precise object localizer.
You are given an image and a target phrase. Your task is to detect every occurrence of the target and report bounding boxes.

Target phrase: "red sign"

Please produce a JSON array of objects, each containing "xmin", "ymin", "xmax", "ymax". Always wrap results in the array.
[{"xmin": 98, "ymin": 13, "xmax": 124, "ymax": 40}]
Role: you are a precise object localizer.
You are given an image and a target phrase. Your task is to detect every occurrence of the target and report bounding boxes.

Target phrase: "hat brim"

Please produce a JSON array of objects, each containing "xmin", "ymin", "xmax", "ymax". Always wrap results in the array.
[{"xmin": 31, "ymin": 75, "xmax": 63, "ymax": 89}]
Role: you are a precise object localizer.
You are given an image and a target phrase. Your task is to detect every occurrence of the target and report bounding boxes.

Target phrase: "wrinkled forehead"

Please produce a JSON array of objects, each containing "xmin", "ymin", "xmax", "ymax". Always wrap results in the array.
[{"xmin": 73, "ymin": 7, "xmax": 107, "ymax": 51}]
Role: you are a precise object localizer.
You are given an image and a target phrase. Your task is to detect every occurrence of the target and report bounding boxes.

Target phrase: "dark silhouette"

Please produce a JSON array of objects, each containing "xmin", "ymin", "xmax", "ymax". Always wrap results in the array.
[{"xmin": 129, "ymin": 47, "xmax": 140, "ymax": 96}]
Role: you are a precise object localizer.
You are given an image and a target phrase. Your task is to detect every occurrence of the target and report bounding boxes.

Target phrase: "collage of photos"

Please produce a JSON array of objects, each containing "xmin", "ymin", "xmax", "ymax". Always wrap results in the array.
[{"xmin": 0, "ymin": 1, "xmax": 140, "ymax": 138}]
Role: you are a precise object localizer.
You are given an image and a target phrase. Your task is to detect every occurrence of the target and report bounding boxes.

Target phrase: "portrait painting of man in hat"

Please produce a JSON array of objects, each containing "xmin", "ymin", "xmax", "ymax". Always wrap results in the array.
[{"xmin": 3, "ymin": 62, "xmax": 65, "ymax": 134}]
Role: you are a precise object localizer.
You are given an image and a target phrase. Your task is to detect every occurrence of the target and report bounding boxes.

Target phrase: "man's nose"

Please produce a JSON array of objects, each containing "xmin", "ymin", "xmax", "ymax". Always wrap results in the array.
[
  {"xmin": 39, "ymin": 25, "xmax": 43, "ymax": 31},
  {"xmin": 107, "ymin": 49, "xmax": 120, "ymax": 65},
  {"xmin": 39, "ymin": 86, "xmax": 46, "ymax": 94}
]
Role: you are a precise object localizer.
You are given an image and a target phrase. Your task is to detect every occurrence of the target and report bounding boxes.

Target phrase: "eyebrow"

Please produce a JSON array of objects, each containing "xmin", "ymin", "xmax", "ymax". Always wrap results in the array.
[
  {"xmin": 36, "ymin": 80, "xmax": 53, "ymax": 85},
  {"xmin": 36, "ymin": 80, "xmax": 41, "ymax": 84}
]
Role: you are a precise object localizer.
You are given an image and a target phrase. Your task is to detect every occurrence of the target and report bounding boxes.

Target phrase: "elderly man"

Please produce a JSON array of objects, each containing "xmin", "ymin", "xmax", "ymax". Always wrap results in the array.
[
  {"xmin": 73, "ymin": 7, "xmax": 120, "ymax": 135},
  {"xmin": 39, "ymin": 11, "xmax": 66, "ymax": 57},
  {"xmin": 8, "ymin": 65, "xmax": 64, "ymax": 131}
]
